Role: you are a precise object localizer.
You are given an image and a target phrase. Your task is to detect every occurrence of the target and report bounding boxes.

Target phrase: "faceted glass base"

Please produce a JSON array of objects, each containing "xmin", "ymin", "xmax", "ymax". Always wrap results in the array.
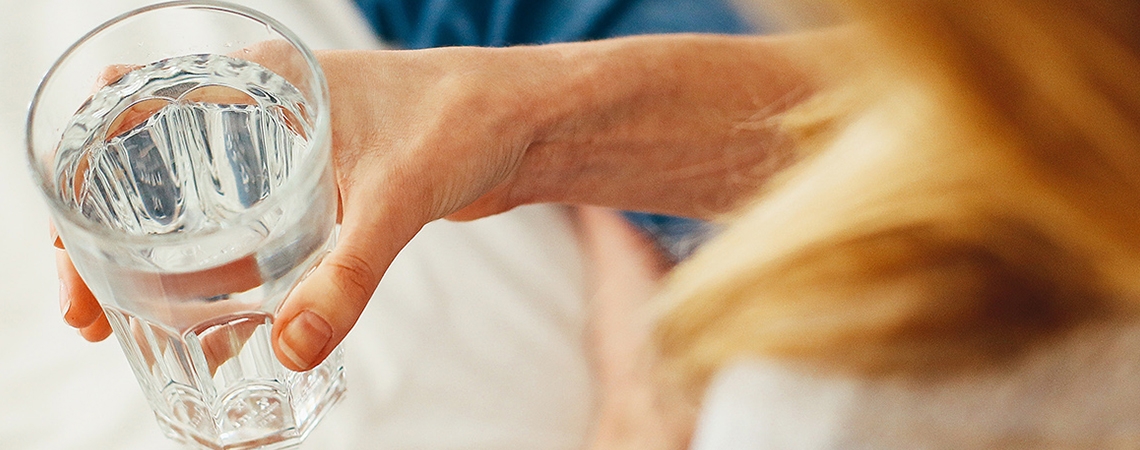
[{"xmin": 106, "ymin": 308, "xmax": 346, "ymax": 450}]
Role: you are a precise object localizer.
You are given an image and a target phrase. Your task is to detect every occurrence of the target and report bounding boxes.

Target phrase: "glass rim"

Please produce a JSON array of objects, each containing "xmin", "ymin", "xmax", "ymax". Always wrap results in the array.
[{"xmin": 26, "ymin": 0, "xmax": 333, "ymax": 246}]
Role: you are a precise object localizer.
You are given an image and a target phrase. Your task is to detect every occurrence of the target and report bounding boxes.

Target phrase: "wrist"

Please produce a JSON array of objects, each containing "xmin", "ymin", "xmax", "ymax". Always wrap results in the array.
[{"xmin": 507, "ymin": 34, "xmax": 814, "ymax": 219}]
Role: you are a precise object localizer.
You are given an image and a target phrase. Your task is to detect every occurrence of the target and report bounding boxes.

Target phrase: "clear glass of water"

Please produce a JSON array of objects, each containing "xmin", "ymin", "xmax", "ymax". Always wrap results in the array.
[{"xmin": 26, "ymin": 2, "xmax": 344, "ymax": 449}]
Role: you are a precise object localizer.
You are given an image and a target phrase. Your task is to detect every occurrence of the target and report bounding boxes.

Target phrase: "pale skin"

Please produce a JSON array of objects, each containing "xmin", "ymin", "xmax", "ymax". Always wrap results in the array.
[
  {"xmin": 576, "ymin": 206, "xmax": 690, "ymax": 448},
  {"xmin": 54, "ymin": 31, "xmax": 828, "ymax": 445}
]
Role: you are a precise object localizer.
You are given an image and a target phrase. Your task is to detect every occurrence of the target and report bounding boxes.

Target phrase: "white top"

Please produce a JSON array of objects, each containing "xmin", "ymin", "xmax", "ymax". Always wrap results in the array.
[{"xmin": 691, "ymin": 322, "xmax": 1140, "ymax": 449}]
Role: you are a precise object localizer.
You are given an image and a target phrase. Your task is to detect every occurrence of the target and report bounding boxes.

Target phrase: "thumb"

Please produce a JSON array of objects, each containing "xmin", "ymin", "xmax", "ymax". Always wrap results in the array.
[{"xmin": 271, "ymin": 205, "xmax": 420, "ymax": 371}]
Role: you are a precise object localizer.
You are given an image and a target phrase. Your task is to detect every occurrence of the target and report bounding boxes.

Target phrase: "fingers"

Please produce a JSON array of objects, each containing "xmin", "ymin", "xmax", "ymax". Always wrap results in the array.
[
  {"xmin": 232, "ymin": 40, "xmax": 308, "ymax": 93},
  {"xmin": 93, "ymin": 64, "xmax": 138, "ymax": 91},
  {"xmin": 105, "ymin": 98, "xmax": 171, "ymax": 138},
  {"xmin": 55, "ymin": 245, "xmax": 102, "ymax": 330},
  {"xmin": 199, "ymin": 315, "xmax": 261, "ymax": 376},
  {"xmin": 49, "ymin": 221, "xmax": 63, "ymax": 249},
  {"xmin": 271, "ymin": 204, "xmax": 421, "ymax": 371},
  {"xmin": 55, "ymin": 243, "xmax": 113, "ymax": 342},
  {"xmin": 78, "ymin": 310, "xmax": 113, "ymax": 342}
]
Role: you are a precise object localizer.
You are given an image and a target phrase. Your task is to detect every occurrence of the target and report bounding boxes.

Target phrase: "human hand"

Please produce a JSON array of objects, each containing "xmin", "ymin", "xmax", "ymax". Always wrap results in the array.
[
  {"xmin": 56, "ymin": 34, "xmax": 813, "ymax": 372},
  {"xmin": 50, "ymin": 42, "xmax": 329, "ymax": 353},
  {"xmin": 54, "ymin": 223, "xmax": 112, "ymax": 342},
  {"xmin": 55, "ymin": 45, "xmax": 565, "ymax": 371},
  {"xmin": 267, "ymin": 47, "xmax": 569, "ymax": 370}
]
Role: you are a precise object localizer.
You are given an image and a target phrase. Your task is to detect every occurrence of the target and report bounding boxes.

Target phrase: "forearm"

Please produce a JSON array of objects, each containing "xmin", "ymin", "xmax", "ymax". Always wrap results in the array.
[
  {"xmin": 47, "ymin": 26, "xmax": 846, "ymax": 376},
  {"xmin": 313, "ymin": 30, "xmax": 844, "ymax": 226},
  {"xmin": 510, "ymin": 33, "xmax": 826, "ymax": 219}
]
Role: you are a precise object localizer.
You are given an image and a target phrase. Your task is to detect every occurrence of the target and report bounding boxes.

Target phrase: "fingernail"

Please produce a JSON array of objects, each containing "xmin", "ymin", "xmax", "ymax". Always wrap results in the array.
[
  {"xmin": 278, "ymin": 310, "xmax": 332, "ymax": 370},
  {"xmin": 59, "ymin": 282, "xmax": 71, "ymax": 317}
]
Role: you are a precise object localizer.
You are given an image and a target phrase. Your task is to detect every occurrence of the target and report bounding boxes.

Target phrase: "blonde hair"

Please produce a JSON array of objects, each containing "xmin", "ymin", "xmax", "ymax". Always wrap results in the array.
[{"xmin": 656, "ymin": 0, "xmax": 1140, "ymax": 395}]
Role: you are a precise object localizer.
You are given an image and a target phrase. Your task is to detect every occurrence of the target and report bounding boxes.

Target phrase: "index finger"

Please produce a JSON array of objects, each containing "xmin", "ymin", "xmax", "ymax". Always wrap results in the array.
[
  {"xmin": 93, "ymin": 64, "xmax": 140, "ymax": 92},
  {"xmin": 50, "ymin": 220, "xmax": 63, "ymax": 249}
]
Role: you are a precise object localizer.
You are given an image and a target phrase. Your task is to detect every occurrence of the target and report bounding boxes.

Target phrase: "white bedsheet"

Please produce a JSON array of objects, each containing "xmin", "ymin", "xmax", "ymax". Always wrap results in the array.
[{"xmin": 0, "ymin": 1, "xmax": 594, "ymax": 448}]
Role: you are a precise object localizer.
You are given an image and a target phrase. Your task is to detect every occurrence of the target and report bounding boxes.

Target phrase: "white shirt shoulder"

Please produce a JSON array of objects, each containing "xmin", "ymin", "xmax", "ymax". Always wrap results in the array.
[{"xmin": 691, "ymin": 322, "xmax": 1140, "ymax": 449}]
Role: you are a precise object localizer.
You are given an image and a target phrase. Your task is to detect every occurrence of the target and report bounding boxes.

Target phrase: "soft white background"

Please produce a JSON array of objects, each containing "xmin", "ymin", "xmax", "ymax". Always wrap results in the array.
[{"xmin": 0, "ymin": 1, "xmax": 594, "ymax": 448}]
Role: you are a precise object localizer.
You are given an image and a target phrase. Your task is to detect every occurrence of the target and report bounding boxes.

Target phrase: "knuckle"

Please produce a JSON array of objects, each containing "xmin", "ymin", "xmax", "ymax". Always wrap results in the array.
[{"xmin": 326, "ymin": 253, "xmax": 377, "ymax": 302}]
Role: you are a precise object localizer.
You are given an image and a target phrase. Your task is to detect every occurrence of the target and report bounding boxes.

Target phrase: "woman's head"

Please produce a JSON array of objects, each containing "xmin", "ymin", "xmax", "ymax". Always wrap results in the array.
[{"xmin": 656, "ymin": 0, "xmax": 1140, "ymax": 395}]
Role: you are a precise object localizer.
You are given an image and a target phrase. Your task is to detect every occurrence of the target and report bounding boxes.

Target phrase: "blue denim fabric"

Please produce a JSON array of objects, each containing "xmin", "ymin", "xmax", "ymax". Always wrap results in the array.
[
  {"xmin": 619, "ymin": 211, "xmax": 717, "ymax": 262},
  {"xmin": 351, "ymin": 0, "xmax": 752, "ymax": 260},
  {"xmin": 352, "ymin": 0, "xmax": 751, "ymax": 48}
]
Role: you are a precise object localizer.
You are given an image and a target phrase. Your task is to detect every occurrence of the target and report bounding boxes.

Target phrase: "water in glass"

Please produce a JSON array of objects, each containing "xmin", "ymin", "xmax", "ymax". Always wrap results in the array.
[{"xmin": 52, "ymin": 53, "xmax": 344, "ymax": 450}]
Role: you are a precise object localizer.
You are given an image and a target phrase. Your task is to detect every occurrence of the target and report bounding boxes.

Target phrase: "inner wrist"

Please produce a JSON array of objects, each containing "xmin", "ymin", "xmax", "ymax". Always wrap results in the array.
[{"xmin": 503, "ymin": 38, "xmax": 657, "ymax": 208}]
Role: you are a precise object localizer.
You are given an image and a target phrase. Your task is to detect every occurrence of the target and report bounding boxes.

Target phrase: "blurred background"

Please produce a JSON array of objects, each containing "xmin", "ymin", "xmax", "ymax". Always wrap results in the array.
[{"xmin": 0, "ymin": 1, "xmax": 598, "ymax": 448}]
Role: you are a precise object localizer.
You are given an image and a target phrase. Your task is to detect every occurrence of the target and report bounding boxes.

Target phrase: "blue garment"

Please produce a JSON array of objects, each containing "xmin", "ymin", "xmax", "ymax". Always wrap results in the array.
[
  {"xmin": 352, "ymin": 0, "xmax": 751, "ymax": 48},
  {"xmin": 351, "ymin": 0, "xmax": 751, "ymax": 261},
  {"xmin": 621, "ymin": 211, "xmax": 717, "ymax": 262}
]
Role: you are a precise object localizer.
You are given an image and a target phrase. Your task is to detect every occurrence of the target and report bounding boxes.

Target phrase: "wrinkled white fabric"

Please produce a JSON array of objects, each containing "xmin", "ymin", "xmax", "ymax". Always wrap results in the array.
[
  {"xmin": 692, "ymin": 322, "xmax": 1140, "ymax": 449},
  {"xmin": 0, "ymin": 1, "xmax": 594, "ymax": 449}
]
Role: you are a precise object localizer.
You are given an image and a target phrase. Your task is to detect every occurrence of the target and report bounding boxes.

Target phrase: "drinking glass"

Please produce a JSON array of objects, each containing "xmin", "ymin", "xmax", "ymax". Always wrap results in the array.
[{"xmin": 26, "ymin": 2, "xmax": 345, "ymax": 448}]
